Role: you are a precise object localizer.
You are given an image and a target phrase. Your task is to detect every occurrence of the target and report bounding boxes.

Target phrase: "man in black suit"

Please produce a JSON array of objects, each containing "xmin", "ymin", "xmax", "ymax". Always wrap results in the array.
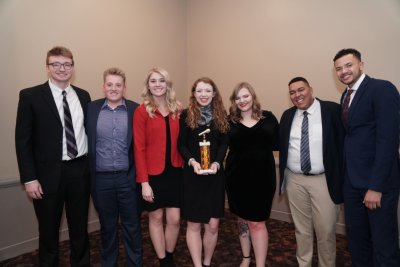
[
  {"xmin": 279, "ymin": 77, "xmax": 344, "ymax": 267},
  {"xmin": 86, "ymin": 68, "xmax": 142, "ymax": 266},
  {"xmin": 15, "ymin": 46, "xmax": 91, "ymax": 266}
]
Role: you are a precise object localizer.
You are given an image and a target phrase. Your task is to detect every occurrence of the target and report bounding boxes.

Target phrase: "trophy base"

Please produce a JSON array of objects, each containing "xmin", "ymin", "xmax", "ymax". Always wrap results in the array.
[{"xmin": 198, "ymin": 169, "xmax": 216, "ymax": 174}]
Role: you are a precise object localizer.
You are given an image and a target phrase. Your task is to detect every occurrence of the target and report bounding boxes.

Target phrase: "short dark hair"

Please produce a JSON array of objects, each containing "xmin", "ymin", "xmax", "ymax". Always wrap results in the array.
[
  {"xmin": 333, "ymin": 48, "xmax": 362, "ymax": 62},
  {"xmin": 288, "ymin": 76, "xmax": 309, "ymax": 86}
]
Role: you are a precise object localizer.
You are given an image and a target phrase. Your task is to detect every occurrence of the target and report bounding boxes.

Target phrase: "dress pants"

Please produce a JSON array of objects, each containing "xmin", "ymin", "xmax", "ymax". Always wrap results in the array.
[
  {"xmin": 33, "ymin": 157, "xmax": 90, "ymax": 267},
  {"xmin": 92, "ymin": 171, "xmax": 143, "ymax": 267},
  {"xmin": 343, "ymin": 177, "xmax": 400, "ymax": 267},
  {"xmin": 285, "ymin": 169, "xmax": 339, "ymax": 267}
]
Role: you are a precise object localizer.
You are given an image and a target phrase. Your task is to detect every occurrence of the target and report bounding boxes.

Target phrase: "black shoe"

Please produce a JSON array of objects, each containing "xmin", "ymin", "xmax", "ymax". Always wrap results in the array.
[
  {"xmin": 166, "ymin": 251, "xmax": 176, "ymax": 267},
  {"xmin": 159, "ymin": 257, "xmax": 169, "ymax": 267}
]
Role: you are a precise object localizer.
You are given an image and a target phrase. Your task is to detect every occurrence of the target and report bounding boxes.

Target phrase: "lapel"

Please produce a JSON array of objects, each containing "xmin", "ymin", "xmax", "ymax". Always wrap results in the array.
[
  {"xmin": 347, "ymin": 75, "xmax": 370, "ymax": 123},
  {"xmin": 40, "ymin": 82, "xmax": 62, "ymax": 125},
  {"xmin": 319, "ymin": 99, "xmax": 329, "ymax": 155},
  {"xmin": 126, "ymin": 100, "xmax": 134, "ymax": 147},
  {"xmin": 73, "ymin": 86, "xmax": 86, "ymax": 110},
  {"xmin": 88, "ymin": 99, "xmax": 104, "ymax": 157},
  {"xmin": 284, "ymin": 107, "xmax": 297, "ymax": 149}
]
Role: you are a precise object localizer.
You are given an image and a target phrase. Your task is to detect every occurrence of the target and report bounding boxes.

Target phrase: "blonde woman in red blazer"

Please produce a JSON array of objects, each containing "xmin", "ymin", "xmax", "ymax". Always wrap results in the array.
[{"xmin": 134, "ymin": 67, "xmax": 183, "ymax": 267}]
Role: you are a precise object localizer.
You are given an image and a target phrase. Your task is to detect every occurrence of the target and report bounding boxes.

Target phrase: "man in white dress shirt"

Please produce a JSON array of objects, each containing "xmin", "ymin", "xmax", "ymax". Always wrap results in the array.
[
  {"xmin": 279, "ymin": 77, "xmax": 344, "ymax": 267},
  {"xmin": 15, "ymin": 46, "xmax": 91, "ymax": 266}
]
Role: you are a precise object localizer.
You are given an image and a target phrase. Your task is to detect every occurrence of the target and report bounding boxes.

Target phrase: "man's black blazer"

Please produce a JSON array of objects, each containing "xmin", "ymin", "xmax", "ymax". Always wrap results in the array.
[
  {"xmin": 15, "ymin": 81, "xmax": 91, "ymax": 193},
  {"xmin": 279, "ymin": 98, "xmax": 344, "ymax": 204}
]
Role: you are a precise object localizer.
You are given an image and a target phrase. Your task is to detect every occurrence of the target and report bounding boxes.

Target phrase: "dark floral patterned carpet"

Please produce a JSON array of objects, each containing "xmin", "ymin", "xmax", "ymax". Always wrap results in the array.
[{"xmin": 1, "ymin": 209, "xmax": 351, "ymax": 266}]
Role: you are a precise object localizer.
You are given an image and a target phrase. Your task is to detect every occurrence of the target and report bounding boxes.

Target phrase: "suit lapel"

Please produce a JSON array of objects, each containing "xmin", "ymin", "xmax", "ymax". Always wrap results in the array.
[
  {"xmin": 90, "ymin": 100, "xmax": 104, "ymax": 155},
  {"xmin": 126, "ymin": 100, "xmax": 134, "ymax": 147},
  {"xmin": 74, "ymin": 86, "xmax": 87, "ymax": 111},
  {"xmin": 284, "ymin": 108, "xmax": 296, "ymax": 151},
  {"xmin": 347, "ymin": 75, "xmax": 370, "ymax": 123},
  {"xmin": 40, "ymin": 83, "xmax": 62, "ymax": 125},
  {"xmin": 319, "ymin": 100, "xmax": 329, "ymax": 155}
]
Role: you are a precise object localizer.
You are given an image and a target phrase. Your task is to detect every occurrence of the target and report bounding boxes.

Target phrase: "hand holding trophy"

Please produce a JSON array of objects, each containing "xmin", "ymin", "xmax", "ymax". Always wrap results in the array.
[{"xmin": 198, "ymin": 129, "xmax": 215, "ymax": 174}]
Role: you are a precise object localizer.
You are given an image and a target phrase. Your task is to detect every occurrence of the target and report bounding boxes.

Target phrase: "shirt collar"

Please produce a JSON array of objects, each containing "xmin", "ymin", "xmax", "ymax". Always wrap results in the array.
[
  {"xmin": 348, "ymin": 73, "xmax": 366, "ymax": 91},
  {"xmin": 101, "ymin": 98, "xmax": 127, "ymax": 110},
  {"xmin": 48, "ymin": 79, "xmax": 72, "ymax": 96},
  {"xmin": 296, "ymin": 98, "xmax": 319, "ymax": 117}
]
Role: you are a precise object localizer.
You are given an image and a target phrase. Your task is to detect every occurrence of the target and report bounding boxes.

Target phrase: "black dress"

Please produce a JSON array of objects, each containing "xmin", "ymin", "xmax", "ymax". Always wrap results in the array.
[
  {"xmin": 143, "ymin": 116, "xmax": 182, "ymax": 212},
  {"xmin": 225, "ymin": 111, "xmax": 279, "ymax": 222},
  {"xmin": 178, "ymin": 110, "xmax": 229, "ymax": 223}
]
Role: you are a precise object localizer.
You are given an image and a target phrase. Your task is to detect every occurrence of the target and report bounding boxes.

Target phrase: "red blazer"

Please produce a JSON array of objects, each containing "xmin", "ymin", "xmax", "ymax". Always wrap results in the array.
[{"xmin": 133, "ymin": 104, "xmax": 183, "ymax": 183}]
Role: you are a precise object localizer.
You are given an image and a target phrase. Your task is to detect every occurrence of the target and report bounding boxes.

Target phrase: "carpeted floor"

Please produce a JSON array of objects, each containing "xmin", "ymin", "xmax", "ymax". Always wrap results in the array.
[{"xmin": 1, "ymin": 209, "xmax": 351, "ymax": 266}]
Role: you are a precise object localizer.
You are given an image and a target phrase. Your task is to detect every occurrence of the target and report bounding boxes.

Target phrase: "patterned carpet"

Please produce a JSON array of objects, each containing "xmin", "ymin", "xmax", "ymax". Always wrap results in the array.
[{"xmin": 1, "ymin": 209, "xmax": 351, "ymax": 266}]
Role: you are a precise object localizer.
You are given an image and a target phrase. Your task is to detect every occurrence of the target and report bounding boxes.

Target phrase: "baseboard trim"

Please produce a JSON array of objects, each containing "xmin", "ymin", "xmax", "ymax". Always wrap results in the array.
[
  {"xmin": 270, "ymin": 209, "xmax": 292, "ymax": 223},
  {"xmin": 0, "ymin": 219, "xmax": 100, "ymax": 261},
  {"xmin": 270, "ymin": 209, "xmax": 346, "ymax": 235}
]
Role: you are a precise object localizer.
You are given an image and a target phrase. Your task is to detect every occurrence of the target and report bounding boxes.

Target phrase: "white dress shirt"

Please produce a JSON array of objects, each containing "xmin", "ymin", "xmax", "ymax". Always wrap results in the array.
[
  {"xmin": 347, "ymin": 73, "xmax": 366, "ymax": 106},
  {"xmin": 49, "ymin": 80, "xmax": 88, "ymax": 160},
  {"xmin": 287, "ymin": 98, "xmax": 325, "ymax": 175}
]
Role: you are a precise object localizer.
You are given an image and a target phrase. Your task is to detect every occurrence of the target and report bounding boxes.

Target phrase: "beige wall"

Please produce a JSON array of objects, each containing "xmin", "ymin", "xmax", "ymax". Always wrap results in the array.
[
  {"xmin": 0, "ymin": 0, "xmax": 187, "ymax": 181},
  {"xmin": 0, "ymin": 0, "xmax": 187, "ymax": 260},
  {"xmin": 186, "ymin": 0, "xmax": 400, "ymax": 113},
  {"xmin": 1, "ymin": 0, "xmax": 400, "ymax": 261},
  {"xmin": 1, "ymin": 0, "xmax": 399, "ymax": 182}
]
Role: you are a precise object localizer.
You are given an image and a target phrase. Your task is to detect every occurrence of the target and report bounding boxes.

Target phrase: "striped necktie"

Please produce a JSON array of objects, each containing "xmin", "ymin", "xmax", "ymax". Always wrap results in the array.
[
  {"xmin": 62, "ymin": 91, "xmax": 78, "ymax": 159},
  {"xmin": 300, "ymin": 111, "xmax": 311, "ymax": 174}
]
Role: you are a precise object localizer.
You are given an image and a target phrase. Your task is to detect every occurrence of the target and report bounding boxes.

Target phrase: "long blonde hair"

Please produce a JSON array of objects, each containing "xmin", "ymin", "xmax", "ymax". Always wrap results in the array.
[
  {"xmin": 141, "ymin": 67, "xmax": 181, "ymax": 118},
  {"xmin": 186, "ymin": 77, "xmax": 229, "ymax": 133}
]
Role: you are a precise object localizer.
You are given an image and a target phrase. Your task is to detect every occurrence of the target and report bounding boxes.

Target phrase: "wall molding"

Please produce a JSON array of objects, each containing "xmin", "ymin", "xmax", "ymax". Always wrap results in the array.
[
  {"xmin": 0, "ymin": 219, "xmax": 100, "ymax": 261},
  {"xmin": 270, "ymin": 209, "xmax": 346, "ymax": 236},
  {"xmin": 0, "ymin": 178, "xmax": 20, "ymax": 189}
]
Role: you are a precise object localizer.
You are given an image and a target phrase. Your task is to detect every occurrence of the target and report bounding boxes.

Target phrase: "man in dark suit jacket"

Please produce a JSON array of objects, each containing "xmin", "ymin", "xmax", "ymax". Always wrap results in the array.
[
  {"xmin": 279, "ymin": 77, "xmax": 344, "ymax": 267},
  {"xmin": 15, "ymin": 46, "xmax": 91, "ymax": 266},
  {"xmin": 86, "ymin": 68, "xmax": 142, "ymax": 266},
  {"xmin": 334, "ymin": 48, "xmax": 400, "ymax": 266}
]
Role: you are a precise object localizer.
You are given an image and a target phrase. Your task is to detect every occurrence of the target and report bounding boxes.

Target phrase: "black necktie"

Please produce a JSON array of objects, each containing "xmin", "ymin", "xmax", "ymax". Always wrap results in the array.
[
  {"xmin": 62, "ymin": 91, "xmax": 78, "ymax": 159},
  {"xmin": 342, "ymin": 89, "xmax": 354, "ymax": 122},
  {"xmin": 300, "ymin": 111, "xmax": 311, "ymax": 174}
]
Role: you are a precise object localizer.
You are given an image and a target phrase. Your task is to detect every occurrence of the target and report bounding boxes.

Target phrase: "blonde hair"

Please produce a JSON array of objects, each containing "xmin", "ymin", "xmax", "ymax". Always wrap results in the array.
[
  {"xmin": 141, "ymin": 67, "xmax": 181, "ymax": 118},
  {"xmin": 103, "ymin": 67, "xmax": 126, "ymax": 84},
  {"xmin": 229, "ymin": 82, "xmax": 263, "ymax": 123},
  {"xmin": 186, "ymin": 77, "xmax": 229, "ymax": 133}
]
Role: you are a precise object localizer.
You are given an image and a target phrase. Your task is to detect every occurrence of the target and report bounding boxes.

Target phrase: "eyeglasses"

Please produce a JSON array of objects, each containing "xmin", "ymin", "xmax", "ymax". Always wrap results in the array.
[{"xmin": 47, "ymin": 62, "xmax": 74, "ymax": 70}]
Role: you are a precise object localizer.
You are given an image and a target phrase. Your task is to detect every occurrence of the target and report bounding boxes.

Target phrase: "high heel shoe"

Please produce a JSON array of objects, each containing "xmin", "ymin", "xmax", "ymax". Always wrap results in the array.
[{"xmin": 240, "ymin": 255, "xmax": 251, "ymax": 267}]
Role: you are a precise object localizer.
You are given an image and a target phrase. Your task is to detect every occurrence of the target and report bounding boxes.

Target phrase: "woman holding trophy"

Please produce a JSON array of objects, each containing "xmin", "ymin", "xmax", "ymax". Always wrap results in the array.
[
  {"xmin": 178, "ymin": 77, "xmax": 229, "ymax": 267},
  {"xmin": 225, "ymin": 82, "xmax": 279, "ymax": 267}
]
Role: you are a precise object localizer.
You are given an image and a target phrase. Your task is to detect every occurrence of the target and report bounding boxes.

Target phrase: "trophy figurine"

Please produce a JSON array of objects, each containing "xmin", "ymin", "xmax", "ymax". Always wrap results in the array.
[{"xmin": 198, "ymin": 128, "xmax": 214, "ymax": 174}]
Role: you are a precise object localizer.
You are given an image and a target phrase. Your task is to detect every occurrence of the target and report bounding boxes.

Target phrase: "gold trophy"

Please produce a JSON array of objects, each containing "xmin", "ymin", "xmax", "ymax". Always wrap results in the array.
[{"xmin": 198, "ymin": 129, "xmax": 214, "ymax": 174}]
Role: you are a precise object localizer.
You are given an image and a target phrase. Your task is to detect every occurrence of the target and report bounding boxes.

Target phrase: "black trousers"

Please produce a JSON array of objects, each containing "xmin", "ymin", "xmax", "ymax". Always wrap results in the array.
[{"xmin": 33, "ymin": 156, "xmax": 90, "ymax": 267}]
